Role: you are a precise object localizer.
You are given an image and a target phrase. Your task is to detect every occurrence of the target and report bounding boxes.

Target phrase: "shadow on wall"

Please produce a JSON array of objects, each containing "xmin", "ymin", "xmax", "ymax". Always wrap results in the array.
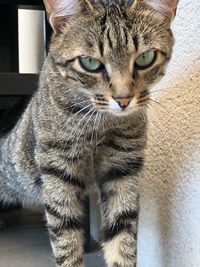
[{"xmin": 138, "ymin": 63, "xmax": 200, "ymax": 267}]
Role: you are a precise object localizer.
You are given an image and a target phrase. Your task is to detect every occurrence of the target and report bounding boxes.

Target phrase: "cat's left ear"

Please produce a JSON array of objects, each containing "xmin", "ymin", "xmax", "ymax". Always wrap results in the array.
[
  {"xmin": 147, "ymin": 0, "xmax": 179, "ymax": 20},
  {"xmin": 43, "ymin": 0, "xmax": 94, "ymax": 32},
  {"xmin": 131, "ymin": 0, "xmax": 179, "ymax": 20}
]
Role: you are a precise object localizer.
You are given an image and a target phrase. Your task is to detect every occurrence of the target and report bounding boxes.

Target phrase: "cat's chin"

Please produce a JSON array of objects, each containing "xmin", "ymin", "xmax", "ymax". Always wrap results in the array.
[{"xmin": 107, "ymin": 107, "xmax": 137, "ymax": 117}]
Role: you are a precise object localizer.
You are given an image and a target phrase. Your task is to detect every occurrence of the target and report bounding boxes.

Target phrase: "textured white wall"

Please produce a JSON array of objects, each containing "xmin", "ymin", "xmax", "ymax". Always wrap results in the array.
[{"xmin": 138, "ymin": 1, "xmax": 200, "ymax": 267}]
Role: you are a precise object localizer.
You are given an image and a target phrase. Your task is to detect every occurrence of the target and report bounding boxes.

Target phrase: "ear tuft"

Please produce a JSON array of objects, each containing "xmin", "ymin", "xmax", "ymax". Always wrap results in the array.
[
  {"xmin": 44, "ymin": 0, "xmax": 92, "ymax": 32},
  {"xmin": 144, "ymin": 0, "xmax": 179, "ymax": 20}
]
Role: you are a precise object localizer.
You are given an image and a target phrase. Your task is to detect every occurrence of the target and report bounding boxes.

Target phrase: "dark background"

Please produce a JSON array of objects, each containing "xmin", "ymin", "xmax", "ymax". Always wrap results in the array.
[
  {"xmin": 0, "ymin": 0, "xmax": 51, "ymax": 120},
  {"xmin": 0, "ymin": 0, "xmax": 52, "ymax": 73}
]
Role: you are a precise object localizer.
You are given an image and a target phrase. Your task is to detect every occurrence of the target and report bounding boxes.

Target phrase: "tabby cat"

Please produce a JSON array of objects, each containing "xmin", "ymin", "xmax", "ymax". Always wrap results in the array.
[{"xmin": 0, "ymin": 0, "xmax": 179, "ymax": 266}]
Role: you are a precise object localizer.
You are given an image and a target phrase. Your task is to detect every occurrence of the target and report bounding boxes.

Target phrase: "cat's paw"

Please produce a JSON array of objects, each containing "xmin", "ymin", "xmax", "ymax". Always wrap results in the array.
[{"xmin": 0, "ymin": 219, "xmax": 6, "ymax": 230}]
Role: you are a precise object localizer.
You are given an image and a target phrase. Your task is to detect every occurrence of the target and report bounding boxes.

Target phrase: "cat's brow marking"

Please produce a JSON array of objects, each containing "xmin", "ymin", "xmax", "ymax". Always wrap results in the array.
[{"xmin": 133, "ymin": 35, "xmax": 139, "ymax": 51}]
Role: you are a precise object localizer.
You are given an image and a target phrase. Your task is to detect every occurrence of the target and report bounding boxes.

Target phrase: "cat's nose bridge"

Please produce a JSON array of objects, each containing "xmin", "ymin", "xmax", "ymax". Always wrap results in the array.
[{"xmin": 110, "ymin": 71, "xmax": 134, "ymax": 97}]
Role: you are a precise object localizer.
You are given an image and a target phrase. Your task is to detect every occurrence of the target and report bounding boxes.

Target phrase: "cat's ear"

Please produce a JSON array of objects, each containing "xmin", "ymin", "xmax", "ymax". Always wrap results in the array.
[
  {"xmin": 130, "ymin": 0, "xmax": 179, "ymax": 20},
  {"xmin": 146, "ymin": 0, "xmax": 179, "ymax": 19},
  {"xmin": 43, "ymin": 0, "xmax": 93, "ymax": 32}
]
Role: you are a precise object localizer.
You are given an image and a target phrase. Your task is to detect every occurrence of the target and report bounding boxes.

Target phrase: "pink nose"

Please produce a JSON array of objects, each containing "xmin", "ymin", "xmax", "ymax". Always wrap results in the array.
[{"xmin": 113, "ymin": 97, "xmax": 131, "ymax": 109}]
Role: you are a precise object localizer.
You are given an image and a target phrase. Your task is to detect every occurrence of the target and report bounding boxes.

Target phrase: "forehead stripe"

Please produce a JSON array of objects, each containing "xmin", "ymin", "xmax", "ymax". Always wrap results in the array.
[
  {"xmin": 99, "ymin": 40, "xmax": 104, "ymax": 57},
  {"xmin": 133, "ymin": 35, "xmax": 139, "ymax": 51},
  {"xmin": 106, "ymin": 28, "xmax": 113, "ymax": 49}
]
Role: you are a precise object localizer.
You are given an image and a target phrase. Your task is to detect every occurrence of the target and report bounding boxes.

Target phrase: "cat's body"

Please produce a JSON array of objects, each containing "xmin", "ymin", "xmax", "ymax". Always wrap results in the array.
[
  {"xmin": 0, "ymin": 1, "xmax": 179, "ymax": 266},
  {"xmin": 0, "ymin": 65, "xmax": 145, "ymax": 204}
]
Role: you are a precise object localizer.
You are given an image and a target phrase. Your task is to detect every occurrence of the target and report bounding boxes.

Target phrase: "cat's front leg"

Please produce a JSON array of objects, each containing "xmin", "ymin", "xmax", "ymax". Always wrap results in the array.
[
  {"xmin": 100, "ymin": 174, "xmax": 140, "ymax": 267},
  {"xmin": 95, "ymin": 139, "xmax": 145, "ymax": 267},
  {"xmin": 41, "ymin": 165, "xmax": 88, "ymax": 267}
]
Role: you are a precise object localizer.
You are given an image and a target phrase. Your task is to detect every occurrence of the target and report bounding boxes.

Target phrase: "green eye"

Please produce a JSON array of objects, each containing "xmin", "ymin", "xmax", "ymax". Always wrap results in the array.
[
  {"xmin": 79, "ymin": 56, "xmax": 103, "ymax": 72},
  {"xmin": 135, "ymin": 50, "xmax": 156, "ymax": 70}
]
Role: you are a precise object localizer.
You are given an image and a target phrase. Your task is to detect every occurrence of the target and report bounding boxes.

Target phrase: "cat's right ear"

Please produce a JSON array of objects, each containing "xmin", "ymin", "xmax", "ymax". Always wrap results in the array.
[{"xmin": 43, "ymin": 0, "xmax": 93, "ymax": 32}]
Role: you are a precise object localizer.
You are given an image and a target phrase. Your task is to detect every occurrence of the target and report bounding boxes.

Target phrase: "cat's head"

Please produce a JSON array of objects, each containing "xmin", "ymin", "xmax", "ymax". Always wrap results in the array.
[{"xmin": 44, "ymin": 0, "xmax": 179, "ymax": 116}]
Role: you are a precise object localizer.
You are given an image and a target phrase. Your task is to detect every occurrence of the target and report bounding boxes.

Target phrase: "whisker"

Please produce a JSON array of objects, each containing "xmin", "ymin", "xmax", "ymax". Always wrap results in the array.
[
  {"xmin": 64, "ymin": 100, "xmax": 91, "ymax": 110},
  {"xmin": 64, "ymin": 106, "xmax": 95, "ymax": 147},
  {"xmin": 51, "ymin": 103, "xmax": 93, "ymax": 149},
  {"xmin": 94, "ymin": 102, "xmax": 109, "ymax": 106},
  {"xmin": 95, "ymin": 111, "xmax": 103, "ymax": 147},
  {"xmin": 137, "ymin": 98, "xmax": 148, "ymax": 105},
  {"xmin": 91, "ymin": 110, "xmax": 99, "ymax": 146},
  {"xmin": 147, "ymin": 97, "xmax": 184, "ymax": 124},
  {"xmin": 49, "ymin": 100, "xmax": 91, "ymax": 133},
  {"xmin": 149, "ymin": 89, "xmax": 163, "ymax": 95},
  {"xmin": 147, "ymin": 98, "xmax": 161, "ymax": 105},
  {"xmin": 69, "ymin": 108, "xmax": 96, "ymax": 169}
]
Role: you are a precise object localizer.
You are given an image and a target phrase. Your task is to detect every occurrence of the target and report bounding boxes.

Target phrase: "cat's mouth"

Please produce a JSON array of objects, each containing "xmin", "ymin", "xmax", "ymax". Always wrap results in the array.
[{"xmin": 91, "ymin": 93, "xmax": 148, "ymax": 116}]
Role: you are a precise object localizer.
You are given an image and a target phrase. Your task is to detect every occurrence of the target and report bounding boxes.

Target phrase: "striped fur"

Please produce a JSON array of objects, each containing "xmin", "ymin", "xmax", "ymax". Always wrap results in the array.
[{"xmin": 0, "ymin": 0, "xmax": 179, "ymax": 266}]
